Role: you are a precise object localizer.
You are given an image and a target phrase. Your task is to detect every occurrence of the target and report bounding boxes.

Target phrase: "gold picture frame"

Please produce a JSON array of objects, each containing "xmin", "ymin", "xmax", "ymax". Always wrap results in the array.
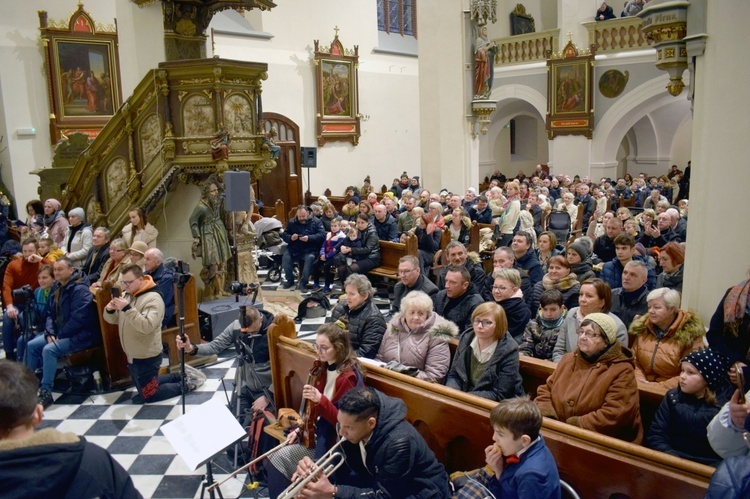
[
  {"xmin": 314, "ymin": 30, "xmax": 360, "ymax": 146},
  {"xmin": 39, "ymin": 4, "xmax": 122, "ymax": 144},
  {"xmin": 546, "ymin": 39, "xmax": 595, "ymax": 139}
]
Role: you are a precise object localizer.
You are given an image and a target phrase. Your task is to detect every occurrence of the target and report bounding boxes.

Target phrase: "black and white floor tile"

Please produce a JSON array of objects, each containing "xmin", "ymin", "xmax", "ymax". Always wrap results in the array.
[{"xmin": 3, "ymin": 265, "xmax": 393, "ymax": 498}]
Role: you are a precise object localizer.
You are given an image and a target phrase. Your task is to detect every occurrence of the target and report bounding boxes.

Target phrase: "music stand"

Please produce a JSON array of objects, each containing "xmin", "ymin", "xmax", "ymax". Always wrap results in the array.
[{"xmin": 162, "ymin": 399, "xmax": 247, "ymax": 499}]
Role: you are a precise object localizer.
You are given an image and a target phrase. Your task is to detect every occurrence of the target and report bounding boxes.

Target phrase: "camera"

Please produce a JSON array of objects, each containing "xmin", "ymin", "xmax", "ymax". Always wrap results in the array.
[
  {"xmin": 230, "ymin": 281, "xmax": 247, "ymax": 295},
  {"xmin": 12, "ymin": 285, "xmax": 35, "ymax": 306},
  {"xmin": 176, "ymin": 260, "xmax": 190, "ymax": 274}
]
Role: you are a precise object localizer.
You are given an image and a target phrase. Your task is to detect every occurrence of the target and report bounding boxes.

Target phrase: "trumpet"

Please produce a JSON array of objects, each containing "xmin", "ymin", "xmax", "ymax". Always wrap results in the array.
[
  {"xmin": 278, "ymin": 438, "xmax": 346, "ymax": 499},
  {"xmin": 207, "ymin": 440, "xmax": 289, "ymax": 492}
]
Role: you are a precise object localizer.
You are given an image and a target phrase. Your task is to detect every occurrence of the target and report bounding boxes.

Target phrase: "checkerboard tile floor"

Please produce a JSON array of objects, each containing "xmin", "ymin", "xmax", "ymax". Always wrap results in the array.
[{"xmin": 3, "ymin": 266, "xmax": 393, "ymax": 498}]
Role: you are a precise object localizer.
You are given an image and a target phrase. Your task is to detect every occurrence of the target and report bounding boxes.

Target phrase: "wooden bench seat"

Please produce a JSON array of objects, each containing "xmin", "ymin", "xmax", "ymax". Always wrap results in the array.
[
  {"xmin": 269, "ymin": 331, "xmax": 710, "ymax": 497},
  {"xmin": 368, "ymin": 234, "xmax": 417, "ymax": 280}
]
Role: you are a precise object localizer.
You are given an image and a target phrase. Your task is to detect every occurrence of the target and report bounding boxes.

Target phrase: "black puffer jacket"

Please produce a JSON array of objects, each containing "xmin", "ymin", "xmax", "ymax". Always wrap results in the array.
[
  {"xmin": 330, "ymin": 298, "xmax": 386, "ymax": 358},
  {"xmin": 351, "ymin": 223, "xmax": 381, "ymax": 262},
  {"xmin": 0, "ymin": 429, "xmax": 141, "ymax": 499},
  {"xmin": 495, "ymin": 297, "xmax": 532, "ymax": 344},
  {"xmin": 646, "ymin": 387, "xmax": 725, "ymax": 466},
  {"xmin": 391, "ymin": 274, "xmax": 438, "ymax": 314},
  {"xmin": 445, "ymin": 329, "xmax": 525, "ymax": 402},
  {"xmin": 335, "ymin": 390, "xmax": 451, "ymax": 498},
  {"xmin": 432, "ymin": 290, "xmax": 484, "ymax": 333}
]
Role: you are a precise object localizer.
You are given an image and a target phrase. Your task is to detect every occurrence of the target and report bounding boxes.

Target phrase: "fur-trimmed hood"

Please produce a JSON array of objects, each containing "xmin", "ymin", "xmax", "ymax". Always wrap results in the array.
[
  {"xmin": 388, "ymin": 311, "xmax": 459, "ymax": 340},
  {"xmin": 443, "ymin": 214, "xmax": 472, "ymax": 230},
  {"xmin": 467, "ymin": 251, "xmax": 482, "ymax": 265},
  {"xmin": 629, "ymin": 309, "xmax": 705, "ymax": 348}
]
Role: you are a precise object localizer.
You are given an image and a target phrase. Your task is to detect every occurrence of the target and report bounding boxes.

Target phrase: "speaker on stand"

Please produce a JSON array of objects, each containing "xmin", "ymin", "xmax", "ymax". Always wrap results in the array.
[
  {"xmin": 223, "ymin": 171, "xmax": 252, "ymax": 299},
  {"xmin": 300, "ymin": 147, "xmax": 317, "ymax": 202}
]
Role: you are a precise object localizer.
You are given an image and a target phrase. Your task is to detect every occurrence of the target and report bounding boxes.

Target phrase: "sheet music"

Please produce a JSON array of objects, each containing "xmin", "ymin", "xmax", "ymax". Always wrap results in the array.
[{"xmin": 161, "ymin": 399, "xmax": 246, "ymax": 470}]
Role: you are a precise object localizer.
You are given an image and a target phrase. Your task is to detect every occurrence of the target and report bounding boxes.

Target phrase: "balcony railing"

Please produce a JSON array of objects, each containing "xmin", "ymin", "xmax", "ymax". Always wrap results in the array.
[
  {"xmin": 583, "ymin": 17, "xmax": 653, "ymax": 54},
  {"xmin": 492, "ymin": 28, "xmax": 559, "ymax": 66}
]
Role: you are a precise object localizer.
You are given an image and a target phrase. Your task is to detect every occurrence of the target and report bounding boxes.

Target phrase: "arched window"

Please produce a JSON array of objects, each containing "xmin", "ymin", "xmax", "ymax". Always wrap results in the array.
[{"xmin": 377, "ymin": 0, "xmax": 417, "ymax": 37}]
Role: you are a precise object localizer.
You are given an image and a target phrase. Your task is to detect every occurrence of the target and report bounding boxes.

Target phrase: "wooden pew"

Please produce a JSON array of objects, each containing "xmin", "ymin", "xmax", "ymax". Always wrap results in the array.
[
  {"xmin": 269, "ymin": 332, "xmax": 712, "ymax": 498},
  {"xmin": 368, "ymin": 233, "xmax": 417, "ymax": 281},
  {"xmin": 308, "ymin": 190, "xmax": 350, "ymax": 214}
]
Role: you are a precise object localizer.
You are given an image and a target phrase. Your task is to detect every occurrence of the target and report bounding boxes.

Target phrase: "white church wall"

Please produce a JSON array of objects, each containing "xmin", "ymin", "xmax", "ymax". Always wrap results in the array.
[{"xmin": 211, "ymin": 2, "xmax": 420, "ymax": 197}]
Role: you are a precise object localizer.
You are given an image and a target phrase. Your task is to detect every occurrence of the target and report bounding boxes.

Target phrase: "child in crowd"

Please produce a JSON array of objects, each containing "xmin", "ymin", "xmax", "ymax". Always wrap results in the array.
[
  {"xmin": 339, "ymin": 219, "xmax": 350, "ymax": 234},
  {"xmin": 38, "ymin": 236, "xmax": 64, "ymax": 262},
  {"xmin": 452, "ymin": 397, "xmax": 560, "ymax": 498},
  {"xmin": 313, "ymin": 217, "xmax": 346, "ymax": 293},
  {"xmin": 646, "ymin": 349, "xmax": 732, "ymax": 465},
  {"xmin": 519, "ymin": 289, "xmax": 566, "ymax": 361},
  {"xmin": 339, "ymin": 226, "xmax": 361, "ymax": 267}
]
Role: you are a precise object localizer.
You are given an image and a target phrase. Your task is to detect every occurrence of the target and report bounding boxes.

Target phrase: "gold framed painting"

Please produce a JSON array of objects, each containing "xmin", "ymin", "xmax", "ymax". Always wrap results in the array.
[
  {"xmin": 39, "ymin": 4, "xmax": 122, "ymax": 144},
  {"xmin": 314, "ymin": 31, "xmax": 360, "ymax": 146},
  {"xmin": 546, "ymin": 40, "xmax": 595, "ymax": 139}
]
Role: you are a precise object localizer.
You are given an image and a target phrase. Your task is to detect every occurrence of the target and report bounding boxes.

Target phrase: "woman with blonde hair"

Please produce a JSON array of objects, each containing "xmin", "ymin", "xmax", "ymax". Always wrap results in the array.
[
  {"xmin": 446, "ymin": 302, "xmax": 525, "ymax": 401},
  {"xmin": 90, "ymin": 238, "xmax": 129, "ymax": 293},
  {"xmin": 496, "ymin": 181, "xmax": 521, "ymax": 247},
  {"xmin": 377, "ymin": 290, "xmax": 457, "ymax": 383}
]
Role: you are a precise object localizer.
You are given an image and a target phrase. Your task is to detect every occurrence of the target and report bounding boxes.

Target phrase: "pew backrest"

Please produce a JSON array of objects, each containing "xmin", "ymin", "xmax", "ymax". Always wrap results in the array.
[{"xmin": 369, "ymin": 233, "xmax": 417, "ymax": 280}]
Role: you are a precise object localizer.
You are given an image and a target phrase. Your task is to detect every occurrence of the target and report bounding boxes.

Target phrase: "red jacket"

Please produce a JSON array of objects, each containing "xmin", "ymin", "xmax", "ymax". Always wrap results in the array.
[
  {"xmin": 3, "ymin": 257, "xmax": 45, "ymax": 309},
  {"xmin": 314, "ymin": 367, "xmax": 359, "ymax": 426}
]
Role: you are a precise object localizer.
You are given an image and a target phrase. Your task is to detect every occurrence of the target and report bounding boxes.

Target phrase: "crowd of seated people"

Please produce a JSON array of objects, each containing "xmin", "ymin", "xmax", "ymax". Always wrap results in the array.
[
  {"xmin": 11, "ymin": 162, "xmax": 750, "ymax": 491},
  {"xmin": 0, "ymin": 201, "xmax": 179, "ymax": 408}
]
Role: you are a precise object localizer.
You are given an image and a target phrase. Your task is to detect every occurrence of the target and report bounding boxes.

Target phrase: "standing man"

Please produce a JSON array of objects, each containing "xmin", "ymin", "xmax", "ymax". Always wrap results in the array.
[
  {"xmin": 143, "ymin": 248, "xmax": 175, "ymax": 328},
  {"xmin": 390, "ymin": 255, "xmax": 438, "ymax": 315},
  {"xmin": 281, "ymin": 205, "xmax": 325, "ymax": 290},
  {"xmin": 81, "ymin": 227, "xmax": 111, "ymax": 282},
  {"xmin": 575, "ymin": 184, "xmax": 596, "ymax": 231},
  {"xmin": 104, "ymin": 264, "xmax": 186, "ymax": 403},
  {"xmin": 189, "ymin": 177, "xmax": 232, "ymax": 301},
  {"xmin": 293, "ymin": 387, "xmax": 451, "ymax": 498},
  {"xmin": 27, "ymin": 258, "xmax": 100, "ymax": 408},
  {"xmin": 2, "ymin": 239, "xmax": 46, "ymax": 361}
]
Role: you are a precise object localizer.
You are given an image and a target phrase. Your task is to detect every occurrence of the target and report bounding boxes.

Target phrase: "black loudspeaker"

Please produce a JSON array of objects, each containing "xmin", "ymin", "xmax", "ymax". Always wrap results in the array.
[
  {"xmin": 198, "ymin": 296, "xmax": 264, "ymax": 341},
  {"xmin": 224, "ymin": 170, "xmax": 252, "ymax": 211},
  {"xmin": 300, "ymin": 147, "xmax": 317, "ymax": 168}
]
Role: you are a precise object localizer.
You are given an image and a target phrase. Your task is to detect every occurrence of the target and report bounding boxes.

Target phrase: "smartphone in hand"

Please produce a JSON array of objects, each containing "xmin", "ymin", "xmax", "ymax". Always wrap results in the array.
[
  {"xmin": 111, "ymin": 288, "xmax": 120, "ymax": 299},
  {"xmin": 736, "ymin": 363, "xmax": 746, "ymax": 404}
]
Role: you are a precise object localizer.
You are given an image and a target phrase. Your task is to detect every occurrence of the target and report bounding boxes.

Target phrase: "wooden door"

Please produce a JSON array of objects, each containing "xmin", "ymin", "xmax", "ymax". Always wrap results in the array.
[{"xmin": 258, "ymin": 113, "xmax": 302, "ymax": 217}]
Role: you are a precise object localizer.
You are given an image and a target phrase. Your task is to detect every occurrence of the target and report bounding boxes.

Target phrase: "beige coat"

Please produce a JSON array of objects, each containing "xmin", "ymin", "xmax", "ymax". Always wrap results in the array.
[{"xmin": 103, "ymin": 275, "xmax": 165, "ymax": 363}]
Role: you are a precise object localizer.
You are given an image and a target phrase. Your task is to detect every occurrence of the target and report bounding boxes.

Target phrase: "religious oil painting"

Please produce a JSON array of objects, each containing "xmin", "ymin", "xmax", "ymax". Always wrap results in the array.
[{"xmin": 321, "ymin": 61, "xmax": 352, "ymax": 117}]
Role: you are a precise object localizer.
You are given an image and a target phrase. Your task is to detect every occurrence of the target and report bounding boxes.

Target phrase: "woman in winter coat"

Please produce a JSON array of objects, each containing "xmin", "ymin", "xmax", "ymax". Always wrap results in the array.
[
  {"xmin": 120, "ymin": 207, "xmax": 158, "ymax": 249},
  {"xmin": 629, "ymin": 287, "xmax": 706, "ymax": 389},
  {"xmin": 329, "ymin": 273, "xmax": 386, "ymax": 359},
  {"xmin": 536, "ymin": 231, "xmax": 564, "ymax": 273},
  {"xmin": 414, "ymin": 214, "xmax": 442, "ymax": 275},
  {"xmin": 655, "ymin": 241, "xmax": 685, "ymax": 293},
  {"xmin": 490, "ymin": 268, "xmax": 531, "ymax": 344},
  {"xmin": 443, "ymin": 207, "xmax": 472, "ymax": 246},
  {"xmin": 377, "ymin": 290, "xmax": 457, "ymax": 383},
  {"xmin": 552, "ymin": 278, "xmax": 628, "ymax": 362},
  {"xmin": 42, "ymin": 198, "xmax": 69, "ymax": 245},
  {"xmin": 446, "ymin": 302, "xmax": 525, "ymax": 402},
  {"xmin": 706, "ymin": 276, "xmax": 750, "ymax": 390},
  {"xmin": 536, "ymin": 313, "xmax": 643, "ymax": 443},
  {"xmin": 60, "ymin": 207, "xmax": 93, "ymax": 269},
  {"xmin": 334, "ymin": 214, "xmax": 381, "ymax": 282},
  {"xmin": 526, "ymin": 256, "xmax": 580, "ymax": 318},
  {"xmin": 566, "ymin": 238, "xmax": 597, "ymax": 283}
]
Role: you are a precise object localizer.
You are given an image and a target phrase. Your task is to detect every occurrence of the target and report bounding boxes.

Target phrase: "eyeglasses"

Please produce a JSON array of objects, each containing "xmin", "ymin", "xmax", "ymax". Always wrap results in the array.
[
  {"xmin": 121, "ymin": 279, "xmax": 137, "ymax": 287},
  {"xmin": 492, "ymin": 286, "xmax": 511, "ymax": 292},
  {"xmin": 314, "ymin": 344, "xmax": 331, "ymax": 353},
  {"xmin": 577, "ymin": 329, "xmax": 602, "ymax": 339},
  {"xmin": 397, "ymin": 268, "xmax": 417, "ymax": 276},
  {"xmin": 472, "ymin": 319, "xmax": 495, "ymax": 328}
]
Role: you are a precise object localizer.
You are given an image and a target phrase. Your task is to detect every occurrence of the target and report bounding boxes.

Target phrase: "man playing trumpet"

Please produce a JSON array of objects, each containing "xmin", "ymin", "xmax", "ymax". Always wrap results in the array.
[{"xmin": 290, "ymin": 386, "xmax": 451, "ymax": 498}]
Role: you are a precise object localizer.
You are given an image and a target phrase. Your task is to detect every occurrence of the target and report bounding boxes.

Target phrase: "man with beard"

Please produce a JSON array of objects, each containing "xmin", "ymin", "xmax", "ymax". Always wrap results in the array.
[{"xmin": 189, "ymin": 177, "xmax": 232, "ymax": 300}]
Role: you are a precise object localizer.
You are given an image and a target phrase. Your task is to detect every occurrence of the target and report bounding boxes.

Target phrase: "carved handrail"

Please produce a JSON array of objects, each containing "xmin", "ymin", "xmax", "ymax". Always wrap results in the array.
[
  {"xmin": 583, "ymin": 18, "xmax": 653, "ymax": 54},
  {"xmin": 57, "ymin": 58, "xmax": 274, "ymax": 235},
  {"xmin": 492, "ymin": 28, "xmax": 560, "ymax": 66}
]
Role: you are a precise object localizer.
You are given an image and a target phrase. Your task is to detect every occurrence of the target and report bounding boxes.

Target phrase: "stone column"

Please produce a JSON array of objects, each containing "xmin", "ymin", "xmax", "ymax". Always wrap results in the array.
[{"xmin": 682, "ymin": 1, "xmax": 750, "ymax": 320}]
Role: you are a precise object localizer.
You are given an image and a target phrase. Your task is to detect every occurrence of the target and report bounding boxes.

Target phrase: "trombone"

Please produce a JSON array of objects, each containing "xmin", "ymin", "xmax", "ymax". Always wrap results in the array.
[{"xmin": 277, "ymin": 438, "xmax": 346, "ymax": 499}]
